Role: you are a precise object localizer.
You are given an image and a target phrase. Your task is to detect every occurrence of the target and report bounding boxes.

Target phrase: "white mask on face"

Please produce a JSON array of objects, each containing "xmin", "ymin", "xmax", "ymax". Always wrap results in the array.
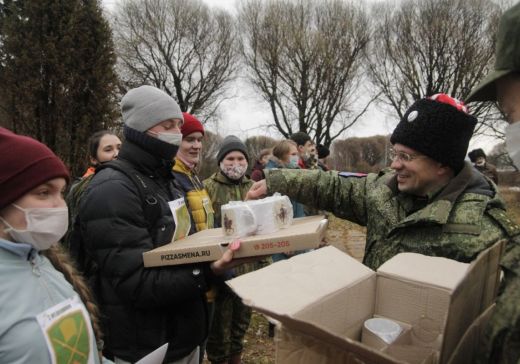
[
  {"xmin": 149, "ymin": 130, "xmax": 183, "ymax": 146},
  {"xmin": 220, "ymin": 162, "xmax": 248, "ymax": 180},
  {"xmin": 156, "ymin": 132, "xmax": 182, "ymax": 146},
  {"xmin": 0, "ymin": 204, "xmax": 68, "ymax": 251},
  {"xmin": 506, "ymin": 122, "xmax": 520, "ymax": 169}
]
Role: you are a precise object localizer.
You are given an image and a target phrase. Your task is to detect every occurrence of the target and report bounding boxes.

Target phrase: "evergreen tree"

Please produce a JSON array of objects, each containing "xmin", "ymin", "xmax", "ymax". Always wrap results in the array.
[{"xmin": 0, "ymin": 0, "xmax": 119, "ymax": 176}]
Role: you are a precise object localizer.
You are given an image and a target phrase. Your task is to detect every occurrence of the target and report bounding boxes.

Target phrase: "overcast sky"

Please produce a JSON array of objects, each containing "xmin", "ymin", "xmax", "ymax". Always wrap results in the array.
[{"xmin": 101, "ymin": 0, "xmax": 497, "ymax": 152}]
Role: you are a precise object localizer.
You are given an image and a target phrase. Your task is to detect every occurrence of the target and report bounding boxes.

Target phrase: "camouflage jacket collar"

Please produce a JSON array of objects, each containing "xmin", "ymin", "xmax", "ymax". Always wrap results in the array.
[
  {"xmin": 386, "ymin": 162, "xmax": 500, "ymax": 229},
  {"xmin": 210, "ymin": 171, "xmax": 251, "ymax": 186}
]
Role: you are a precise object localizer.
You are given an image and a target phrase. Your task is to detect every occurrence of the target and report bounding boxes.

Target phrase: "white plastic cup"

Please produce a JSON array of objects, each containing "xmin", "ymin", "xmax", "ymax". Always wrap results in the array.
[
  {"xmin": 362, "ymin": 318, "xmax": 402, "ymax": 349},
  {"xmin": 221, "ymin": 202, "xmax": 257, "ymax": 237}
]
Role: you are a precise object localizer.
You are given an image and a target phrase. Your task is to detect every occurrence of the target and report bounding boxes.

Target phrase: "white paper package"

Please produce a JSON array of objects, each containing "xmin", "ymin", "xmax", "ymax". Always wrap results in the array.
[{"xmin": 221, "ymin": 194, "xmax": 293, "ymax": 238}]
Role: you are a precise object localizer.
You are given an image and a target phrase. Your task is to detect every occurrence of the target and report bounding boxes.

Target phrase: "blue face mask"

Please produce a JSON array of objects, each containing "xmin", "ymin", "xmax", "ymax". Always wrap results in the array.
[{"xmin": 287, "ymin": 155, "xmax": 300, "ymax": 168}]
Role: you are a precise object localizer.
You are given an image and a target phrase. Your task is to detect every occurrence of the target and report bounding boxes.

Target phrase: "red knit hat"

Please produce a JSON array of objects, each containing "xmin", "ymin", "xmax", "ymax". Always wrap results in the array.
[
  {"xmin": 0, "ymin": 127, "xmax": 70, "ymax": 210},
  {"xmin": 181, "ymin": 112, "xmax": 204, "ymax": 137}
]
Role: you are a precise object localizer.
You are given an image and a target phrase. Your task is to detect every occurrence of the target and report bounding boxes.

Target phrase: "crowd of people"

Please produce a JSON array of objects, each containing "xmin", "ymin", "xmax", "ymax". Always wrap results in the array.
[{"xmin": 1, "ymin": 3, "xmax": 520, "ymax": 364}]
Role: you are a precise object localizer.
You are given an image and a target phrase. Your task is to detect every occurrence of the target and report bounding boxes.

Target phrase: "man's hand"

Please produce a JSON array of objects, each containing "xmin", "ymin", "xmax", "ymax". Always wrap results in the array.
[
  {"xmin": 246, "ymin": 180, "xmax": 268, "ymax": 200},
  {"xmin": 210, "ymin": 240, "xmax": 269, "ymax": 275},
  {"xmin": 210, "ymin": 240, "xmax": 240, "ymax": 275}
]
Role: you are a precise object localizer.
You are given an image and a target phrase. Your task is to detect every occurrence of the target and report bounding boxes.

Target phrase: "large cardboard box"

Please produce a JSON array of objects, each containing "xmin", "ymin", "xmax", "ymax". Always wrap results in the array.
[
  {"xmin": 143, "ymin": 215, "xmax": 328, "ymax": 267},
  {"xmin": 227, "ymin": 242, "xmax": 504, "ymax": 364}
]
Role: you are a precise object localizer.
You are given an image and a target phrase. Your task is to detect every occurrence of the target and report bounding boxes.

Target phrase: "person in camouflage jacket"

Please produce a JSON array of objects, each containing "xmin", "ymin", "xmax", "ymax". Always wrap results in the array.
[
  {"xmin": 261, "ymin": 161, "xmax": 512, "ymax": 270},
  {"xmin": 467, "ymin": 3, "xmax": 520, "ymax": 362},
  {"xmin": 204, "ymin": 172, "xmax": 252, "ymax": 233},
  {"xmin": 203, "ymin": 136, "xmax": 265, "ymax": 364},
  {"xmin": 247, "ymin": 94, "xmax": 517, "ymax": 271}
]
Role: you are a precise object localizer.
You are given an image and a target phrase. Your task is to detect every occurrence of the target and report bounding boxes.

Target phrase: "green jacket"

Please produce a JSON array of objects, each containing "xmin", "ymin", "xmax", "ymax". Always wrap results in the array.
[
  {"xmin": 265, "ymin": 162, "xmax": 517, "ymax": 270},
  {"xmin": 204, "ymin": 171, "xmax": 261, "ymax": 276},
  {"xmin": 203, "ymin": 171, "xmax": 253, "ymax": 229},
  {"xmin": 478, "ymin": 236, "xmax": 520, "ymax": 364}
]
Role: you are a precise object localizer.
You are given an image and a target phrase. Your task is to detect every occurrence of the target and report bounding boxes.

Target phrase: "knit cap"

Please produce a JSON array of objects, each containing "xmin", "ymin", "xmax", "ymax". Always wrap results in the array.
[
  {"xmin": 181, "ymin": 112, "xmax": 204, "ymax": 137},
  {"xmin": 121, "ymin": 85, "xmax": 183, "ymax": 132},
  {"xmin": 217, "ymin": 135, "xmax": 249, "ymax": 163},
  {"xmin": 317, "ymin": 144, "xmax": 330, "ymax": 159},
  {"xmin": 289, "ymin": 131, "xmax": 311, "ymax": 147},
  {"xmin": 390, "ymin": 94, "xmax": 477, "ymax": 173},
  {"xmin": 468, "ymin": 148, "xmax": 487, "ymax": 163},
  {"xmin": 0, "ymin": 127, "xmax": 69, "ymax": 210}
]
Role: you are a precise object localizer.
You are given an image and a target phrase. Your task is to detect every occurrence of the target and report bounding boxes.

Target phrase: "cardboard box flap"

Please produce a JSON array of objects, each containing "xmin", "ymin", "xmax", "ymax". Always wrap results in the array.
[
  {"xmin": 446, "ymin": 304, "xmax": 495, "ymax": 364},
  {"xmin": 227, "ymin": 246, "xmax": 374, "ymax": 319},
  {"xmin": 377, "ymin": 253, "xmax": 469, "ymax": 290},
  {"xmin": 440, "ymin": 240, "xmax": 504, "ymax": 363},
  {"xmin": 278, "ymin": 320, "xmax": 405, "ymax": 364}
]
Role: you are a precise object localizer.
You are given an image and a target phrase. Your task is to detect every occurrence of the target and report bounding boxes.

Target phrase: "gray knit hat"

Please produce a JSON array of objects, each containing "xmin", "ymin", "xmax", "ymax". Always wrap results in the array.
[
  {"xmin": 217, "ymin": 135, "xmax": 249, "ymax": 163},
  {"xmin": 121, "ymin": 85, "xmax": 183, "ymax": 131}
]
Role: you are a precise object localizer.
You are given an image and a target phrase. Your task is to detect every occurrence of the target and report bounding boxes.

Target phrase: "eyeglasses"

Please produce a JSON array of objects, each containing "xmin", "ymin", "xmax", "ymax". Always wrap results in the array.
[{"xmin": 388, "ymin": 148, "xmax": 426, "ymax": 163}]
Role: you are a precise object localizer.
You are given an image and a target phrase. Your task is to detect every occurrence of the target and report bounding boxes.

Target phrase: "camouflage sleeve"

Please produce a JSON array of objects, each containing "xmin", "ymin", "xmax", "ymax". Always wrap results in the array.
[
  {"xmin": 265, "ymin": 169, "xmax": 370, "ymax": 226},
  {"xmin": 478, "ymin": 239, "xmax": 520, "ymax": 364}
]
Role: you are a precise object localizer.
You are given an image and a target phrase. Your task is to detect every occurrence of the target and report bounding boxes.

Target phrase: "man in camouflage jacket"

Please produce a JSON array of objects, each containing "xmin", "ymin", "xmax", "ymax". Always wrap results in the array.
[
  {"xmin": 467, "ymin": 3, "xmax": 520, "ymax": 362},
  {"xmin": 247, "ymin": 94, "xmax": 517, "ymax": 271}
]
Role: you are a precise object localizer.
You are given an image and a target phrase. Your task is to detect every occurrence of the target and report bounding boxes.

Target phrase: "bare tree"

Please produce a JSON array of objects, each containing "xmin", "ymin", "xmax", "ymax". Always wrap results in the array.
[
  {"xmin": 244, "ymin": 135, "xmax": 278, "ymax": 163},
  {"xmin": 112, "ymin": 0, "xmax": 239, "ymax": 120},
  {"xmin": 488, "ymin": 142, "xmax": 518, "ymax": 171},
  {"xmin": 198, "ymin": 130, "xmax": 223, "ymax": 180},
  {"xmin": 239, "ymin": 0, "xmax": 373, "ymax": 146},
  {"xmin": 367, "ymin": 0, "xmax": 506, "ymax": 137},
  {"xmin": 331, "ymin": 135, "xmax": 390, "ymax": 173}
]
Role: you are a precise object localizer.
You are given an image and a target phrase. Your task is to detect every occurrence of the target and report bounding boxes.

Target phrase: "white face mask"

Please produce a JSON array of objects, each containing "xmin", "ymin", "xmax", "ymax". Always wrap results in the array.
[
  {"xmin": 506, "ymin": 122, "xmax": 520, "ymax": 169},
  {"xmin": 157, "ymin": 132, "xmax": 182, "ymax": 146},
  {"xmin": 220, "ymin": 162, "xmax": 248, "ymax": 180},
  {"xmin": 1, "ymin": 204, "xmax": 68, "ymax": 251},
  {"xmin": 149, "ymin": 130, "xmax": 183, "ymax": 146}
]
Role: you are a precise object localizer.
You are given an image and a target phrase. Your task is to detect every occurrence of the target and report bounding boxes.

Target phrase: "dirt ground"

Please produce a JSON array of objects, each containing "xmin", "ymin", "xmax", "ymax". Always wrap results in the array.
[{"xmin": 205, "ymin": 187, "xmax": 520, "ymax": 364}]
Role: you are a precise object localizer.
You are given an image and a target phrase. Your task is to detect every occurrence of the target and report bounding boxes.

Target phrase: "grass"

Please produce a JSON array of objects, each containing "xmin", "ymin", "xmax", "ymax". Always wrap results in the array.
[{"xmin": 500, "ymin": 186, "xmax": 520, "ymax": 225}]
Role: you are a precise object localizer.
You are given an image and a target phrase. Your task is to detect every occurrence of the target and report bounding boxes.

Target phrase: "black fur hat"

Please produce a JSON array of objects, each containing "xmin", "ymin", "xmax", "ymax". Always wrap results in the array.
[
  {"xmin": 390, "ymin": 94, "xmax": 477, "ymax": 173},
  {"xmin": 468, "ymin": 148, "xmax": 486, "ymax": 163}
]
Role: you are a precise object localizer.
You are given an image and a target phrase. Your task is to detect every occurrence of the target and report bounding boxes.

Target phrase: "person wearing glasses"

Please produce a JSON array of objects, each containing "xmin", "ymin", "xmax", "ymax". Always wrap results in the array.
[{"xmin": 246, "ymin": 93, "xmax": 515, "ymax": 270}]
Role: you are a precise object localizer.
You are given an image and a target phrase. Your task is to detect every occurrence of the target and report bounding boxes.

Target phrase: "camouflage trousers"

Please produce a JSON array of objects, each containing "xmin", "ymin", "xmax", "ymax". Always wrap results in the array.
[
  {"xmin": 477, "ymin": 272, "xmax": 520, "ymax": 363},
  {"xmin": 205, "ymin": 283, "xmax": 252, "ymax": 363}
]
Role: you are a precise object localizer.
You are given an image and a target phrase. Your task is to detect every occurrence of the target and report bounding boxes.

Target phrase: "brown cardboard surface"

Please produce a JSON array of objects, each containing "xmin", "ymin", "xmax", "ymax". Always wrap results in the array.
[
  {"xmin": 142, "ymin": 215, "xmax": 328, "ymax": 267},
  {"xmin": 446, "ymin": 304, "xmax": 495, "ymax": 364},
  {"xmin": 227, "ymin": 246, "xmax": 375, "ymax": 337},
  {"xmin": 375, "ymin": 254, "xmax": 470, "ymax": 347},
  {"xmin": 276, "ymin": 325, "xmax": 403, "ymax": 364},
  {"xmin": 376, "ymin": 253, "xmax": 470, "ymax": 290},
  {"xmin": 228, "ymin": 243, "xmax": 503, "ymax": 364},
  {"xmin": 439, "ymin": 240, "xmax": 505, "ymax": 363}
]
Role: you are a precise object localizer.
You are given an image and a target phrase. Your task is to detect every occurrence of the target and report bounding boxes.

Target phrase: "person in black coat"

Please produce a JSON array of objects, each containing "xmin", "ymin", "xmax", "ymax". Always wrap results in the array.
[{"xmin": 79, "ymin": 86, "xmax": 237, "ymax": 364}]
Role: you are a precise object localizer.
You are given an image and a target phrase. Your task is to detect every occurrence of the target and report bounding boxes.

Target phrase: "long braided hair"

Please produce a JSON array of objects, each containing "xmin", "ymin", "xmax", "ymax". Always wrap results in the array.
[{"xmin": 43, "ymin": 244, "xmax": 104, "ymax": 353}]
